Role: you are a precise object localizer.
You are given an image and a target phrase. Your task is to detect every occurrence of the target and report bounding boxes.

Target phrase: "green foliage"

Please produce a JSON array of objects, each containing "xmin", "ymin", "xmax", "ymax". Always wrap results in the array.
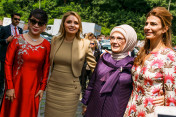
[
  {"xmin": 101, "ymin": 26, "xmax": 111, "ymax": 35},
  {"xmin": 1, "ymin": 0, "xmax": 176, "ymax": 44}
]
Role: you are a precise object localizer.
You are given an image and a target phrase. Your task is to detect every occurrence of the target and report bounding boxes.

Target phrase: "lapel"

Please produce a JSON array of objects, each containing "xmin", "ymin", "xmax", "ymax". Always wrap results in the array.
[
  {"xmin": 72, "ymin": 37, "xmax": 79, "ymax": 66},
  {"xmin": 71, "ymin": 38, "xmax": 85, "ymax": 77},
  {"xmin": 50, "ymin": 37, "xmax": 64, "ymax": 70},
  {"xmin": 7, "ymin": 25, "xmax": 11, "ymax": 36},
  {"xmin": 17, "ymin": 27, "xmax": 22, "ymax": 34}
]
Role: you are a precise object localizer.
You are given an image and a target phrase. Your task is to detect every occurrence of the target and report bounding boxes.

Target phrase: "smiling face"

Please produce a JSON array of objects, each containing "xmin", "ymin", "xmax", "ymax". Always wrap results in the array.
[
  {"xmin": 64, "ymin": 15, "xmax": 79, "ymax": 36},
  {"xmin": 28, "ymin": 16, "xmax": 46, "ymax": 36},
  {"xmin": 144, "ymin": 15, "xmax": 166, "ymax": 41},
  {"xmin": 110, "ymin": 31, "xmax": 126, "ymax": 53}
]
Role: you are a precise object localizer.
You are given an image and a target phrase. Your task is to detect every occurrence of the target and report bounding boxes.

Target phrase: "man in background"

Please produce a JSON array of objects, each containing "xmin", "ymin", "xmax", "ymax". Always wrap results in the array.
[{"xmin": 0, "ymin": 13, "xmax": 23, "ymax": 98}]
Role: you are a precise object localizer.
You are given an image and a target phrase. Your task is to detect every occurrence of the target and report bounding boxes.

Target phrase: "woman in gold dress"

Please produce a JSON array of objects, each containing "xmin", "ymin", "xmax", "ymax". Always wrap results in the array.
[{"xmin": 45, "ymin": 11, "xmax": 96, "ymax": 117}]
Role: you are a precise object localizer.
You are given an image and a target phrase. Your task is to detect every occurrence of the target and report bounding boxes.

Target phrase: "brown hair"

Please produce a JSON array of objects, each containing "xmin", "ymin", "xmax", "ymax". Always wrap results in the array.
[
  {"xmin": 57, "ymin": 11, "xmax": 82, "ymax": 40},
  {"xmin": 134, "ymin": 7, "xmax": 173, "ymax": 66},
  {"xmin": 85, "ymin": 32, "xmax": 94, "ymax": 40}
]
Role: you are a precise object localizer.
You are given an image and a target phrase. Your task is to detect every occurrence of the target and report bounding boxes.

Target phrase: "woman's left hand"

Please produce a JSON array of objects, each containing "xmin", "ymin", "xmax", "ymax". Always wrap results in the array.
[
  {"xmin": 153, "ymin": 90, "xmax": 164, "ymax": 106},
  {"xmin": 35, "ymin": 90, "xmax": 44, "ymax": 102}
]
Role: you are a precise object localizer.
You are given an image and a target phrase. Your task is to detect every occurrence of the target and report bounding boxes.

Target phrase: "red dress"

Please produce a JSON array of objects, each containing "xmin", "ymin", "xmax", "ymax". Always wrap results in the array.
[{"xmin": 0, "ymin": 35, "xmax": 50, "ymax": 117}]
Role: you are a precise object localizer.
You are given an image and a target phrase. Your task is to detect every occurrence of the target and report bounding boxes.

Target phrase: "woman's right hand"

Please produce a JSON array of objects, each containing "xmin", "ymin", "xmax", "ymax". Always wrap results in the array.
[
  {"xmin": 100, "ymin": 49, "xmax": 111, "ymax": 57},
  {"xmin": 6, "ymin": 89, "xmax": 16, "ymax": 102},
  {"xmin": 82, "ymin": 105, "xmax": 87, "ymax": 116},
  {"xmin": 153, "ymin": 90, "xmax": 164, "ymax": 106}
]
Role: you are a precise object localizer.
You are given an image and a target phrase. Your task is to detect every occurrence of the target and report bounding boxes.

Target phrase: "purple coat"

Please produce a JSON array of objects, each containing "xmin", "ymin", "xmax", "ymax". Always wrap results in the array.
[{"xmin": 81, "ymin": 53, "xmax": 133, "ymax": 117}]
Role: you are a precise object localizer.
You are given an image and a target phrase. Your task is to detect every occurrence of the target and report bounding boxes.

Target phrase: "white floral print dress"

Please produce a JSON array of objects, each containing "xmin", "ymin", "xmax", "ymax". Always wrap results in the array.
[{"xmin": 124, "ymin": 48, "xmax": 176, "ymax": 117}]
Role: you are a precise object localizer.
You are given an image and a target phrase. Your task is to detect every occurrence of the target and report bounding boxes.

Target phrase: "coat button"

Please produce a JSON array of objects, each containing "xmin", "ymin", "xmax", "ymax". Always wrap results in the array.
[
  {"xmin": 73, "ymin": 80, "xmax": 76, "ymax": 82},
  {"xmin": 74, "ymin": 86, "xmax": 77, "ymax": 89}
]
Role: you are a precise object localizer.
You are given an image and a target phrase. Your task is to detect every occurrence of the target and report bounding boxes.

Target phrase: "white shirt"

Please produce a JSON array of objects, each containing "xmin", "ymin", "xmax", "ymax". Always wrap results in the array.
[{"xmin": 10, "ymin": 24, "xmax": 19, "ymax": 36}]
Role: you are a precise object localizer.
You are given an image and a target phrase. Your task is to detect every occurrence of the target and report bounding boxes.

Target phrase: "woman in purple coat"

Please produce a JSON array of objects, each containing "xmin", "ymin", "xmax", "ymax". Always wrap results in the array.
[{"xmin": 81, "ymin": 24, "xmax": 137, "ymax": 117}]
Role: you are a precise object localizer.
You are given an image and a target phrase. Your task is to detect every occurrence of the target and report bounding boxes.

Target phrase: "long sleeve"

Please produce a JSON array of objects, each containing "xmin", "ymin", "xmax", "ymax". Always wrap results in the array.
[
  {"xmin": 5, "ymin": 38, "xmax": 18, "ymax": 89},
  {"xmin": 40, "ymin": 42, "xmax": 51, "ymax": 90},
  {"xmin": 0, "ymin": 26, "xmax": 7, "ymax": 45},
  {"xmin": 81, "ymin": 62, "xmax": 98, "ymax": 105},
  {"xmin": 86, "ymin": 42, "xmax": 96, "ymax": 72},
  {"xmin": 163, "ymin": 51, "xmax": 176, "ymax": 106}
]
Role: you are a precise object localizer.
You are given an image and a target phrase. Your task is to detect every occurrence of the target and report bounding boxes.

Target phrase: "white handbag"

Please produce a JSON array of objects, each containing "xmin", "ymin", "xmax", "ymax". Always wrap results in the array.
[{"xmin": 154, "ymin": 106, "xmax": 176, "ymax": 117}]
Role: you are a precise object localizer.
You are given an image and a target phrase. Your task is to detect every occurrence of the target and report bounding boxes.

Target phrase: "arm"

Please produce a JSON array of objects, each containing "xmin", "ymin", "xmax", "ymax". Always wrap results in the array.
[
  {"xmin": 86, "ymin": 41, "xmax": 96, "ymax": 72},
  {"xmin": 5, "ymin": 38, "xmax": 18, "ymax": 89},
  {"xmin": 40, "ymin": 42, "xmax": 51, "ymax": 90},
  {"xmin": 0, "ymin": 26, "xmax": 7, "ymax": 44},
  {"xmin": 81, "ymin": 62, "xmax": 99, "ymax": 105},
  {"xmin": 0, "ymin": 26, "xmax": 14, "ymax": 44},
  {"xmin": 162, "ymin": 51, "xmax": 176, "ymax": 106}
]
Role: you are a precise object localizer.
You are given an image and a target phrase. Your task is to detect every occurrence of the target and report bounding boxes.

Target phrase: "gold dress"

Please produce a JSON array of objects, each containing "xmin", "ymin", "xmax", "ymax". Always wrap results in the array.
[{"xmin": 45, "ymin": 41, "xmax": 81, "ymax": 117}]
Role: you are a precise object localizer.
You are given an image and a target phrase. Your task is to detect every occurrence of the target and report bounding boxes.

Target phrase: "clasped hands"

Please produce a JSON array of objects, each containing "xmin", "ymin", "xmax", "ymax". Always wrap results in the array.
[{"xmin": 5, "ymin": 89, "xmax": 44, "ymax": 102}]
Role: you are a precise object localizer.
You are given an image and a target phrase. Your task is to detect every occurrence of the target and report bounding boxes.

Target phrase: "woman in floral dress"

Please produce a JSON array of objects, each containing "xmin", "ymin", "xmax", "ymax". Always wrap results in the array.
[{"xmin": 124, "ymin": 7, "xmax": 176, "ymax": 117}]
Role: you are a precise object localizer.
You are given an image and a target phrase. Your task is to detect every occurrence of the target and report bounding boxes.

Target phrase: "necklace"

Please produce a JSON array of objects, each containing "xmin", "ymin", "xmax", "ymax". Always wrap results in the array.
[
  {"xmin": 27, "ymin": 33, "xmax": 40, "ymax": 42},
  {"xmin": 32, "ymin": 39, "xmax": 38, "ymax": 42}
]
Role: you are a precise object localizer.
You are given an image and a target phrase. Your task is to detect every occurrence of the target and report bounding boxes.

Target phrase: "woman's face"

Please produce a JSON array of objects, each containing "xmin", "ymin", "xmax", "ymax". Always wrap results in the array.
[
  {"xmin": 28, "ymin": 16, "xmax": 46, "ymax": 36},
  {"xmin": 88, "ymin": 35, "xmax": 93, "ymax": 40},
  {"xmin": 110, "ymin": 31, "xmax": 126, "ymax": 53},
  {"xmin": 90, "ymin": 40, "xmax": 96, "ymax": 49},
  {"xmin": 144, "ymin": 15, "xmax": 166, "ymax": 40},
  {"xmin": 64, "ymin": 15, "xmax": 79, "ymax": 35}
]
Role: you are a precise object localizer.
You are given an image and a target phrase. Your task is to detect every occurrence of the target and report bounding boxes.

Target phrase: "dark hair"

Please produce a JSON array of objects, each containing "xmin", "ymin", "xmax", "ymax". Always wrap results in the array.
[
  {"xmin": 28, "ymin": 9, "xmax": 48, "ymax": 24},
  {"xmin": 11, "ymin": 13, "xmax": 21, "ymax": 19}
]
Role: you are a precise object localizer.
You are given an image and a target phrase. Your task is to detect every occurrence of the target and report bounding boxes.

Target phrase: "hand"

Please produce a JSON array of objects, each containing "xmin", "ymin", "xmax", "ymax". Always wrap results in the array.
[
  {"xmin": 82, "ymin": 105, "xmax": 87, "ymax": 116},
  {"xmin": 100, "ymin": 49, "xmax": 111, "ymax": 57},
  {"xmin": 35, "ymin": 90, "xmax": 44, "ymax": 102},
  {"xmin": 6, "ymin": 89, "xmax": 16, "ymax": 102},
  {"xmin": 153, "ymin": 90, "xmax": 164, "ymax": 106},
  {"xmin": 6, "ymin": 36, "xmax": 14, "ymax": 43}
]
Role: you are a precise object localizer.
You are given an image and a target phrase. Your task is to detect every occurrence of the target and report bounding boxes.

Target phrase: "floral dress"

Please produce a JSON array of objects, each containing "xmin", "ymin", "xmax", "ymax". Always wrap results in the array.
[{"xmin": 124, "ymin": 48, "xmax": 176, "ymax": 117}]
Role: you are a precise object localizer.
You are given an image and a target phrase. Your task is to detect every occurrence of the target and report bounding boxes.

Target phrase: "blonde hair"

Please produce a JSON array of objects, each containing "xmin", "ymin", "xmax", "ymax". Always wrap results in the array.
[
  {"xmin": 85, "ymin": 32, "xmax": 94, "ymax": 40},
  {"xmin": 57, "ymin": 11, "xmax": 82, "ymax": 40},
  {"xmin": 134, "ymin": 7, "xmax": 173, "ymax": 66},
  {"xmin": 91, "ymin": 39, "xmax": 99, "ymax": 50}
]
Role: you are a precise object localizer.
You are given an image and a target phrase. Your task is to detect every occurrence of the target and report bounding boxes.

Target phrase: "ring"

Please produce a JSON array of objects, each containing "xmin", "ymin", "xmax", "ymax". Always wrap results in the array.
[{"xmin": 5, "ymin": 96, "xmax": 8, "ymax": 99}]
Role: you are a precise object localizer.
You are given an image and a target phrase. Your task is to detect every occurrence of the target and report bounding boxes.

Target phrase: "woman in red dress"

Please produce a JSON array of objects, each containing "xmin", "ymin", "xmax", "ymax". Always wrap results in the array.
[{"xmin": 0, "ymin": 9, "xmax": 50, "ymax": 117}]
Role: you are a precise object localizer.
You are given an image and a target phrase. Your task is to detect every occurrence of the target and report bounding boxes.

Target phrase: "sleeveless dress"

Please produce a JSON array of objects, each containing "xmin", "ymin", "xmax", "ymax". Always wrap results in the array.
[
  {"xmin": 45, "ymin": 41, "xmax": 81, "ymax": 117},
  {"xmin": 0, "ymin": 35, "xmax": 50, "ymax": 117}
]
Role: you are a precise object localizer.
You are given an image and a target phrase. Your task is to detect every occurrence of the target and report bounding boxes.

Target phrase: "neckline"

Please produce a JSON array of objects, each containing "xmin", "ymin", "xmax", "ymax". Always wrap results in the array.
[
  {"xmin": 149, "ymin": 47, "xmax": 166, "ymax": 54},
  {"xmin": 144, "ymin": 47, "xmax": 167, "ymax": 66},
  {"xmin": 64, "ymin": 39, "xmax": 73, "ymax": 43},
  {"xmin": 22, "ymin": 34, "xmax": 45, "ymax": 46}
]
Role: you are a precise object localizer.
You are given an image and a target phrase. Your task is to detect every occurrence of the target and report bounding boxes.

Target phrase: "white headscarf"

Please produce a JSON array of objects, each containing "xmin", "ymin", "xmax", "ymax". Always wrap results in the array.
[{"xmin": 110, "ymin": 24, "xmax": 137, "ymax": 60}]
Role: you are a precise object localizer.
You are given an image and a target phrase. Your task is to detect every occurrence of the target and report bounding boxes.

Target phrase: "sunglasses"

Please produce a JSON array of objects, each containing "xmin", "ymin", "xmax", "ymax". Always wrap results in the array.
[
  {"xmin": 29, "ymin": 19, "xmax": 45, "ymax": 27},
  {"xmin": 14, "ymin": 18, "xmax": 20, "ymax": 21},
  {"xmin": 90, "ymin": 43, "xmax": 95, "ymax": 45}
]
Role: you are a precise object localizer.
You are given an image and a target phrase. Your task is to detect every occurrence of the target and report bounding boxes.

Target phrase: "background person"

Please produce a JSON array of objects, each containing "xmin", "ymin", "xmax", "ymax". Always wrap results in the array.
[
  {"xmin": 85, "ymin": 32, "xmax": 94, "ymax": 40},
  {"xmin": 45, "ymin": 11, "xmax": 96, "ymax": 117},
  {"xmin": 0, "ymin": 9, "xmax": 50, "ymax": 117},
  {"xmin": 0, "ymin": 13, "xmax": 23, "ymax": 98},
  {"xmin": 80, "ymin": 39, "xmax": 101, "ymax": 97},
  {"xmin": 124, "ymin": 7, "xmax": 176, "ymax": 117}
]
